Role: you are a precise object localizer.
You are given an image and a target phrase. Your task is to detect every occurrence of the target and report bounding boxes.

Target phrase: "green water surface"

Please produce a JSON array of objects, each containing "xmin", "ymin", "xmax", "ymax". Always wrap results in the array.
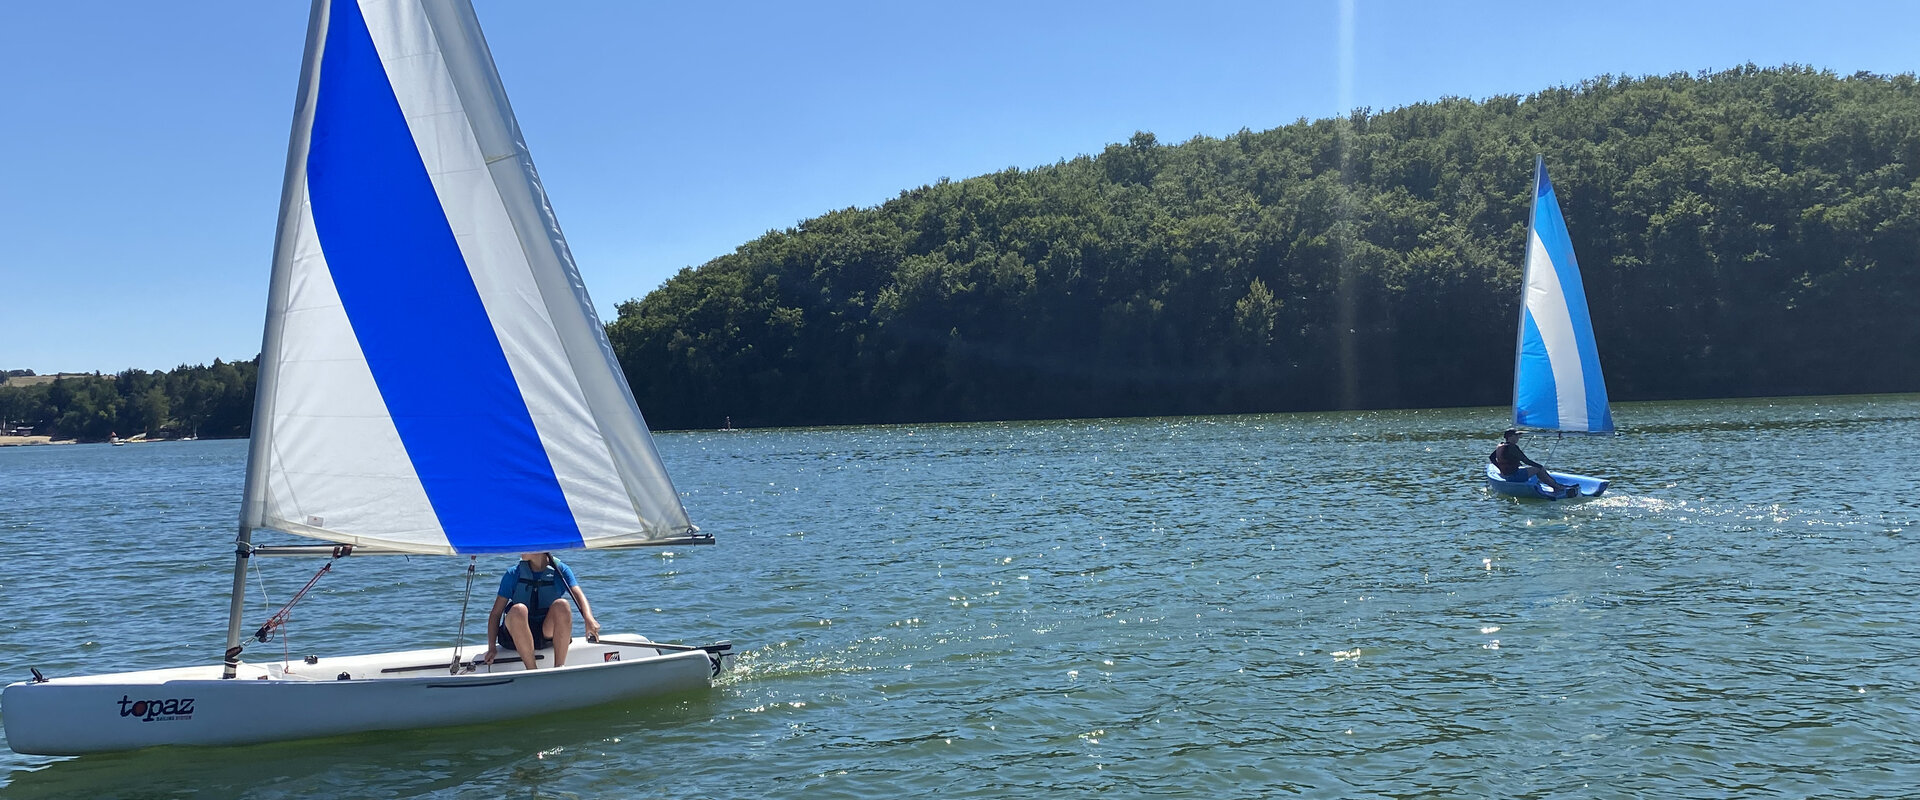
[{"xmin": 3, "ymin": 395, "xmax": 1917, "ymax": 798}]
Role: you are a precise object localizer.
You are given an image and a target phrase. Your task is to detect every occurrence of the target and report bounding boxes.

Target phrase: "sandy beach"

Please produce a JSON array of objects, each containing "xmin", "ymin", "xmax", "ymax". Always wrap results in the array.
[{"xmin": 0, "ymin": 435, "xmax": 66, "ymax": 447}]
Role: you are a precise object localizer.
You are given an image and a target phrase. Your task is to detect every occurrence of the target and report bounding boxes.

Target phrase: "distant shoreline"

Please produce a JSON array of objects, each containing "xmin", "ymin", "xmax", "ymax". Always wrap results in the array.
[
  {"xmin": 0, "ymin": 434, "xmax": 224, "ymax": 447},
  {"xmin": 0, "ymin": 435, "xmax": 68, "ymax": 447}
]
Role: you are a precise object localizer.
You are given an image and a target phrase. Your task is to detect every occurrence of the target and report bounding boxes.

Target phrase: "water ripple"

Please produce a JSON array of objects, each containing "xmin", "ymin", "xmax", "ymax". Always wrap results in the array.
[{"xmin": 5, "ymin": 397, "xmax": 1920, "ymax": 797}]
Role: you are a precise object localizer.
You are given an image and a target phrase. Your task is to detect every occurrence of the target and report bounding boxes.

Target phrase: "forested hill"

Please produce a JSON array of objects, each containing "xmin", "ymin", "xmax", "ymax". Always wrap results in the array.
[{"xmin": 609, "ymin": 65, "xmax": 1920, "ymax": 431}]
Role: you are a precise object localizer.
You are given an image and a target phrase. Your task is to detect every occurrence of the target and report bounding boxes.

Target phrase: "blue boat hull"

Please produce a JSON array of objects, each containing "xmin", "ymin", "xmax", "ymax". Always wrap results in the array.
[{"xmin": 1484, "ymin": 463, "xmax": 1609, "ymax": 501}]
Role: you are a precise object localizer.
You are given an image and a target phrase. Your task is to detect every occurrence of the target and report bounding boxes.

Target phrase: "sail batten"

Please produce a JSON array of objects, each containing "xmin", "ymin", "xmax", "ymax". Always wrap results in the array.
[
  {"xmin": 243, "ymin": 0, "xmax": 697, "ymax": 555},
  {"xmin": 1512, "ymin": 157, "xmax": 1614, "ymax": 435}
]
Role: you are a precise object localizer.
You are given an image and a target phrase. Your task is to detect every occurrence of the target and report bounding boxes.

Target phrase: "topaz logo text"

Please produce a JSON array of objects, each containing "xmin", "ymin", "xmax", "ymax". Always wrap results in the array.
[{"xmin": 117, "ymin": 695, "xmax": 196, "ymax": 722}]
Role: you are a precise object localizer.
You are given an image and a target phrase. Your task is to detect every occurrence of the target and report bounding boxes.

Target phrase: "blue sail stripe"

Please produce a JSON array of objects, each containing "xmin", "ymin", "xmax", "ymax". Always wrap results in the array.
[
  {"xmin": 1514, "ymin": 310, "xmax": 1557, "ymax": 429},
  {"xmin": 306, "ymin": 0, "xmax": 583, "ymax": 553},
  {"xmin": 1521, "ymin": 162, "xmax": 1613, "ymax": 434}
]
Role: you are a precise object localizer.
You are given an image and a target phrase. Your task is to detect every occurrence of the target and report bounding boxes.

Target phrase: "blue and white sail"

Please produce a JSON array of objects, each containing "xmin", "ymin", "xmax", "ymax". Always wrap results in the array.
[
  {"xmin": 1512, "ymin": 156, "xmax": 1614, "ymax": 434},
  {"xmin": 241, "ymin": 0, "xmax": 698, "ymax": 554}
]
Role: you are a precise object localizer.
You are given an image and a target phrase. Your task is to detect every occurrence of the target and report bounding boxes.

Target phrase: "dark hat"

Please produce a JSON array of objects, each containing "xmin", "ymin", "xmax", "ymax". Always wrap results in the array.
[{"xmin": 1502, "ymin": 428, "xmax": 1519, "ymax": 437}]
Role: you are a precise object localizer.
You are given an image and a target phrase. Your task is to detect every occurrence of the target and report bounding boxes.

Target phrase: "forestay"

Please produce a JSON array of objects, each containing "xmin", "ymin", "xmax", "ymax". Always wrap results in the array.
[
  {"xmin": 1511, "ymin": 157, "xmax": 1614, "ymax": 435},
  {"xmin": 244, "ymin": 0, "xmax": 696, "ymax": 554}
]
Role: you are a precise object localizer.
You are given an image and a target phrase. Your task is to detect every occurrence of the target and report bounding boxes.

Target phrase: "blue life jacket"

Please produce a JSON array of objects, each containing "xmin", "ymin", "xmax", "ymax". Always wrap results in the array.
[{"xmin": 506, "ymin": 560, "xmax": 572, "ymax": 618}]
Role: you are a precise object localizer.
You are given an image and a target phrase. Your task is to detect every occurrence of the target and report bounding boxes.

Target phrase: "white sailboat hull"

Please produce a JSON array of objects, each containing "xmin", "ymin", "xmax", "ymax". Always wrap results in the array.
[{"xmin": 2, "ymin": 635, "xmax": 718, "ymax": 756}]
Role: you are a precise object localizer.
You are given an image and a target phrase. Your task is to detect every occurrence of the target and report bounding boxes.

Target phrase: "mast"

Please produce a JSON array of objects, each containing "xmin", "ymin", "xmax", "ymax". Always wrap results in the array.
[
  {"xmin": 226, "ymin": 0, "xmax": 331, "ymax": 679},
  {"xmin": 1509, "ymin": 154, "xmax": 1544, "ymax": 430}
]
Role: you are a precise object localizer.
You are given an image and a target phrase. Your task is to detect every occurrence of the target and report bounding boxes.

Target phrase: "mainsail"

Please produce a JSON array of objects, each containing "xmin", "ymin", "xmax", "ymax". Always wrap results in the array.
[
  {"xmin": 242, "ymin": 0, "xmax": 697, "ymax": 554},
  {"xmin": 1511, "ymin": 156, "xmax": 1614, "ymax": 435}
]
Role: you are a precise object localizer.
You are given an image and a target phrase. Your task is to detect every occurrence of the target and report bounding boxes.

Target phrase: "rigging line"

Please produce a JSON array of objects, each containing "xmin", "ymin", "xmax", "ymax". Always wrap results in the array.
[
  {"xmin": 249, "ymin": 548, "xmax": 276, "ymax": 620},
  {"xmin": 450, "ymin": 556, "xmax": 478, "ymax": 674},
  {"xmin": 249, "ymin": 553, "xmax": 289, "ymax": 668},
  {"xmin": 249, "ymin": 552, "xmax": 342, "ymax": 649}
]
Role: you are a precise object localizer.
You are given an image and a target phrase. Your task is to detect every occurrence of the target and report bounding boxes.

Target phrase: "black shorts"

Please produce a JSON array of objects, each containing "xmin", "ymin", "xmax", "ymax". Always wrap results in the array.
[{"xmin": 497, "ymin": 605, "xmax": 551, "ymax": 651}]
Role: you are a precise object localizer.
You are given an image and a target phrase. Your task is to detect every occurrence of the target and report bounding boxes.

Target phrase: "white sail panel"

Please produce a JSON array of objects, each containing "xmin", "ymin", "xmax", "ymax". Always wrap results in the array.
[{"xmin": 241, "ymin": 0, "xmax": 699, "ymax": 555}]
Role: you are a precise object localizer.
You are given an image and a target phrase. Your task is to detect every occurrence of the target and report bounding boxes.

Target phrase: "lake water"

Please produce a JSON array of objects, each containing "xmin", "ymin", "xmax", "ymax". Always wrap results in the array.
[{"xmin": 3, "ymin": 395, "xmax": 1918, "ymax": 798}]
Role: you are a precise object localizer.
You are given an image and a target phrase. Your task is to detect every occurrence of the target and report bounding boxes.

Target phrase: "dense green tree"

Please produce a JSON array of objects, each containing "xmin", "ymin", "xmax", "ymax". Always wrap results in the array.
[
  {"xmin": 0, "ymin": 360, "xmax": 255, "ymax": 441},
  {"xmin": 610, "ymin": 66, "xmax": 1920, "ymax": 429}
]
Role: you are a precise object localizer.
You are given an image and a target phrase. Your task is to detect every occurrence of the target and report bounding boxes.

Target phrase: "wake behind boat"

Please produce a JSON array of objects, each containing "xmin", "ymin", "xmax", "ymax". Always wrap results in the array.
[
  {"xmin": 4, "ymin": 0, "xmax": 728, "ymax": 755},
  {"xmin": 1486, "ymin": 157, "xmax": 1615, "ymax": 501}
]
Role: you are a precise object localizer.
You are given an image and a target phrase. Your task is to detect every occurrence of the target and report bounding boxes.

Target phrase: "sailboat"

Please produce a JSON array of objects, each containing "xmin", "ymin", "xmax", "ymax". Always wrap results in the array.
[
  {"xmin": 1485, "ymin": 156, "xmax": 1614, "ymax": 501},
  {"xmin": 3, "ymin": 0, "xmax": 729, "ymax": 756}
]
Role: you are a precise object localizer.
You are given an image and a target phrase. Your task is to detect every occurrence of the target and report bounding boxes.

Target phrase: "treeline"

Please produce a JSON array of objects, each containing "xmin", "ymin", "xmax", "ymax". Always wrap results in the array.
[
  {"xmin": 608, "ymin": 65, "xmax": 1920, "ymax": 430},
  {"xmin": 0, "ymin": 360, "xmax": 256, "ymax": 442}
]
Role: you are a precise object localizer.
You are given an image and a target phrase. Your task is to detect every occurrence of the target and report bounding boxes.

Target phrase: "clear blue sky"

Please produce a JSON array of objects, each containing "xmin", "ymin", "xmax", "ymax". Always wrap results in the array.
[{"xmin": 4, "ymin": 1, "xmax": 1916, "ymax": 374}]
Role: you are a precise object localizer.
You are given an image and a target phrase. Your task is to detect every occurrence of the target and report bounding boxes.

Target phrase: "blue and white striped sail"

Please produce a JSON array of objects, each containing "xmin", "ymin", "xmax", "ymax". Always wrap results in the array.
[
  {"xmin": 1512, "ymin": 157, "xmax": 1614, "ymax": 434},
  {"xmin": 240, "ymin": 0, "xmax": 698, "ymax": 554}
]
